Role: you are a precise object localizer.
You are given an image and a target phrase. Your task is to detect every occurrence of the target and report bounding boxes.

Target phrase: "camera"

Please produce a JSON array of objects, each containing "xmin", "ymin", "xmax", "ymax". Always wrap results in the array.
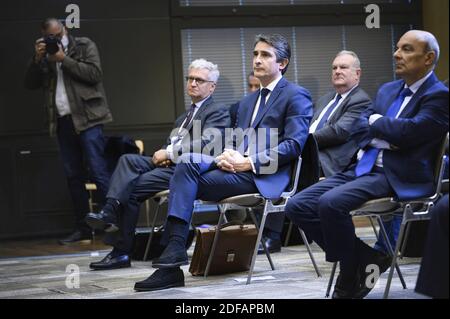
[{"xmin": 43, "ymin": 35, "xmax": 61, "ymax": 55}]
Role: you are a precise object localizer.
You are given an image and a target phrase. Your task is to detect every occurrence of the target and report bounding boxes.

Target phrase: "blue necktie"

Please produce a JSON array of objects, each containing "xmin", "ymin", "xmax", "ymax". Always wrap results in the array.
[
  {"xmin": 251, "ymin": 88, "xmax": 270, "ymax": 126},
  {"xmin": 355, "ymin": 87, "xmax": 413, "ymax": 177},
  {"xmin": 316, "ymin": 94, "xmax": 342, "ymax": 130},
  {"xmin": 243, "ymin": 88, "xmax": 270, "ymax": 152}
]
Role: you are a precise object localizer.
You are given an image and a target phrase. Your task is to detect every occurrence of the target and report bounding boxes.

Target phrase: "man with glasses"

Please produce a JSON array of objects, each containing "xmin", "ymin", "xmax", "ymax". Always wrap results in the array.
[
  {"xmin": 84, "ymin": 58, "xmax": 230, "ymax": 270},
  {"xmin": 132, "ymin": 34, "xmax": 313, "ymax": 292},
  {"xmin": 25, "ymin": 18, "xmax": 113, "ymax": 245}
]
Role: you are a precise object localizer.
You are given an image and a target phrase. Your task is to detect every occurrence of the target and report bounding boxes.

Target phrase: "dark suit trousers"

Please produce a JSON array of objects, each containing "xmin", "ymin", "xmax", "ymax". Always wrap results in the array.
[
  {"xmin": 415, "ymin": 194, "xmax": 449, "ymax": 299},
  {"xmin": 104, "ymin": 154, "xmax": 175, "ymax": 253},
  {"xmin": 285, "ymin": 165, "xmax": 394, "ymax": 263},
  {"xmin": 167, "ymin": 153, "xmax": 259, "ymax": 224},
  {"xmin": 57, "ymin": 116, "xmax": 110, "ymax": 232}
]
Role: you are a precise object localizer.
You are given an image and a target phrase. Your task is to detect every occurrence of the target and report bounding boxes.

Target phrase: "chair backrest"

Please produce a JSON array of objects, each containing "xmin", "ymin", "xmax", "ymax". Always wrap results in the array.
[
  {"xmin": 433, "ymin": 132, "xmax": 449, "ymax": 196},
  {"xmin": 281, "ymin": 134, "xmax": 320, "ymax": 198}
]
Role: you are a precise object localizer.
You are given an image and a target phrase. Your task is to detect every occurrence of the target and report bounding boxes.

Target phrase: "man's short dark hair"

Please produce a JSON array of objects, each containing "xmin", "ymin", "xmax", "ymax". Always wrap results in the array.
[
  {"xmin": 41, "ymin": 17, "xmax": 64, "ymax": 32},
  {"xmin": 254, "ymin": 34, "xmax": 291, "ymax": 75}
]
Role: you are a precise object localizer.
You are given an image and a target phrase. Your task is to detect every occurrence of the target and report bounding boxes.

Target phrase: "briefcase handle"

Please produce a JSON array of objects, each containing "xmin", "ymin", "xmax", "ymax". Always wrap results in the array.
[{"xmin": 214, "ymin": 221, "xmax": 246, "ymax": 231}]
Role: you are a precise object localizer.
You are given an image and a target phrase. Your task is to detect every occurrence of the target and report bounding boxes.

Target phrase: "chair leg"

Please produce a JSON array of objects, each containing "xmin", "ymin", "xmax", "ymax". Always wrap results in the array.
[
  {"xmin": 375, "ymin": 216, "xmax": 407, "ymax": 290},
  {"xmin": 248, "ymin": 209, "xmax": 275, "ymax": 271},
  {"xmin": 204, "ymin": 206, "xmax": 227, "ymax": 278},
  {"xmin": 143, "ymin": 198, "xmax": 164, "ymax": 261},
  {"xmin": 247, "ymin": 202, "xmax": 271, "ymax": 285},
  {"xmin": 325, "ymin": 262, "xmax": 338, "ymax": 298},
  {"xmin": 299, "ymin": 227, "xmax": 322, "ymax": 277},
  {"xmin": 284, "ymin": 221, "xmax": 293, "ymax": 247},
  {"xmin": 383, "ymin": 219, "xmax": 408, "ymax": 299}
]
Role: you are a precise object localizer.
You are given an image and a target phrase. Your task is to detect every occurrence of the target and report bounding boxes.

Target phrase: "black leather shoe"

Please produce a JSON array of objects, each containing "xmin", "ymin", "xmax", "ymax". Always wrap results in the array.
[
  {"xmin": 152, "ymin": 247, "xmax": 188, "ymax": 268},
  {"xmin": 85, "ymin": 211, "xmax": 119, "ymax": 232},
  {"xmin": 134, "ymin": 268, "xmax": 185, "ymax": 292},
  {"xmin": 332, "ymin": 272, "xmax": 361, "ymax": 299},
  {"xmin": 354, "ymin": 249, "xmax": 392, "ymax": 299},
  {"xmin": 257, "ymin": 237, "xmax": 282, "ymax": 255},
  {"xmin": 89, "ymin": 253, "xmax": 131, "ymax": 270},
  {"xmin": 58, "ymin": 230, "xmax": 92, "ymax": 245}
]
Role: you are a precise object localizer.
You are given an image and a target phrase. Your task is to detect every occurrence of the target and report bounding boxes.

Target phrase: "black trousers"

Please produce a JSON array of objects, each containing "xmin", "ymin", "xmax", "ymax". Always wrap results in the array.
[
  {"xmin": 415, "ymin": 194, "xmax": 449, "ymax": 298},
  {"xmin": 285, "ymin": 165, "xmax": 394, "ymax": 263},
  {"xmin": 104, "ymin": 154, "xmax": 175, "ymax": 253}
]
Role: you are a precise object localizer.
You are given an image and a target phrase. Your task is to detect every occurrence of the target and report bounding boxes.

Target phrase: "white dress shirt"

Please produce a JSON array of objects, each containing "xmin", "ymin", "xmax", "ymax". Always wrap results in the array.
[
  {"xmin": 166, "ymin": 95, "xmax": 210, "ymax": 160},
  {"xmin": 357, "ymin": 71, "xmax": 434, "ymax": 168},
  {"xmin": 309, "ymin": 84, "xmax": 358, "ymax": 133},
  {"xmin": 54, "ymin": 35, "xmax": 71, "ymax": 117}
]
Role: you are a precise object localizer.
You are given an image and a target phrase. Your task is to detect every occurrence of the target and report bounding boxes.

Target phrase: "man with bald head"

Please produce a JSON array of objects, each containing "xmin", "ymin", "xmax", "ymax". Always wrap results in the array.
[{"xmin": 285, "ymin": 30, "xmax": 448, "ymax": 299}]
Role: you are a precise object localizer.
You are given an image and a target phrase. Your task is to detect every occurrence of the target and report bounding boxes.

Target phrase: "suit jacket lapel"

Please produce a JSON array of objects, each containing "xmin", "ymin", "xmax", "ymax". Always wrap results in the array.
[
  {"xmin": 381, "ymin": 82, "xmax": 404, "ymax": 115},
  {"xmin": 251, "ymin": 78, "xmax": 287, "ymax": 128},
  {"xmin": 398, "ymin": 73, "xmax": 438, "ymax": 118},
  {"xmin": 184, "ymin": 96, "xmax": 213, "ymax": 132},
  {"xmin": 312, "ymin": 91, "xmax": 335, "ymax": 122},
  {"xmin": 241, "ymin": 91, "xmax": 259, "ymax": 128}
]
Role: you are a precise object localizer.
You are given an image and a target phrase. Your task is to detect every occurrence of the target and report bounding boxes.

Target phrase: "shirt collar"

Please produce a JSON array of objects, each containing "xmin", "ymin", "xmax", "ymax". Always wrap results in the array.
[
  {"xmin": 337, "ymin": 84, "xmax": 358, "ymax": 100},
  {"xmin": 405, "ymin": 71, "xmax": 433, "ymax": 94},
  {"xmin": 260, "ymin": 74, "xmax": 283, "ymax": 93},
  {"xmin": 191, "ymin": 95, "xmax": 210, "ymax": 109}
]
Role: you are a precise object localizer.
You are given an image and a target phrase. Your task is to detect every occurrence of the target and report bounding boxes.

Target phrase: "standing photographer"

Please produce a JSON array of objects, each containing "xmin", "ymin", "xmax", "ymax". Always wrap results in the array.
[{"xmin": 25, "ymin": 18, "xmax": 113, "ymax": 244}]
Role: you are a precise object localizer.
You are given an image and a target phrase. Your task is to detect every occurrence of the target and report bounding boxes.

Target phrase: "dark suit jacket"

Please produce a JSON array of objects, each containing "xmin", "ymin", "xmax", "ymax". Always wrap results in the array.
[
  {"xmin": 232, "ymin": 77, "xmax": 313, "ymax": 199},
  {"xmin": 313, "ymin": 86, "xmax": 371, "ymax": 177},
  {"xmin": 162, "ymin": 96, "xmax": 230, "ymax": 159},
  {"xmin": 229, "ymin": 102, "xmax": 239, "ymax": 128},
  {"xmin": 351, "ymin": 72, "xmax": 449, "ymax": 200}
]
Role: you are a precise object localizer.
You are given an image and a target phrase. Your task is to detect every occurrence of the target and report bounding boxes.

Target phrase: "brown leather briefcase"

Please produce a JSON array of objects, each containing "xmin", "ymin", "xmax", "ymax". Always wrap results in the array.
[{"xmin": 189, "ymin": 223, "xmax": 258, "ymax": 276}]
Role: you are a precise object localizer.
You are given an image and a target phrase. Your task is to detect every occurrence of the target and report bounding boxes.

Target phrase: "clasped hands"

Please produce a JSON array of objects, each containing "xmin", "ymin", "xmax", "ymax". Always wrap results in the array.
[
  {"xmin": 215, "ymin": 149, "xmax": 252, "ymax": 173},
  {"xmin": 152, "ymin": 149, "xmax": 172, "ymax": 167}
]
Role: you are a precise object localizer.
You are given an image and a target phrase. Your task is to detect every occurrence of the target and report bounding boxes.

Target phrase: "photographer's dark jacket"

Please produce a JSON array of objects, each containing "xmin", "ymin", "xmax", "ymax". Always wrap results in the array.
[{"xmin": 25, "ymin": 35, "xmax": 113, "ymax": 135}]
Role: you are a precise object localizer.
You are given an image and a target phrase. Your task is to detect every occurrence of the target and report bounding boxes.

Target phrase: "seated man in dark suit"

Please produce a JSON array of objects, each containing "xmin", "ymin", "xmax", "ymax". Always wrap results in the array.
[
  {"xmin": 415, "ymin": 194, "xmax": 449, "ymax": 299},
  {"xmin": 311, "ymin": 50, "xmax": 371, "ymax": 177},
  {"xmin": 133, "ymin": 33, "xmax": 313, "ymax": 291},
  {"xmin": 259, "ymin": 51, "xmax": 372, "ymax": 253},
  {"xmin": 285, "ymin": 30, "xmax": 449, "ymax": 299},
  {"xmin": 230, "ymin": 72, "xmax": 261, "ymax": 126},
  {"xmin": 84, "ymin": 58, "xmax": 231, "ymax": 270}
]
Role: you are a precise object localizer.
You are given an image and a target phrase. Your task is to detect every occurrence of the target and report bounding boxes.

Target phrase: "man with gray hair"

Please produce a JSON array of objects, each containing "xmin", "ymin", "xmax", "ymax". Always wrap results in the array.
[
  {"xmin": 311, "ymin": 50, "xmax": 371, "ymax": 177},
  {"xmin": 132, "ymin": 33, "xmax": 312, "ymax": 291},
  {"xmin": 259, "ymin": 50, "xmax": 372, "ymax": 255},
  {"xmin": 85, "ymin": 58, "xmax": 230, "ymax": 270}
]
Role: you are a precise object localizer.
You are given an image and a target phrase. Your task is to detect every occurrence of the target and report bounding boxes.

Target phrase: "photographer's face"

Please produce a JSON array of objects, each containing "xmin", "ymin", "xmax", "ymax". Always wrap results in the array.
[{"xmin": 42, "ymin": 21, "xmax": 65, "ymax": 39}]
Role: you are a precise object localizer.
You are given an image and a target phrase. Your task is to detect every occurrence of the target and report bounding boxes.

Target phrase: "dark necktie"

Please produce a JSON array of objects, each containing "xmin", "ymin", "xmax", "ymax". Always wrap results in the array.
[
  {"xmin": 355, "ymin": 87, "xmax": 413, "ymax": 177},
  {"xmin": 244, "ymin": 88, "xmax": 270, "ymax": 152},
  {"xmin": 316, "ymin": 94, "xmax": 342, "ymax": 130},
  {"xmin": 251, "ymin": 88, "xmax": 271, "ymax": 126},
  {"xmin": 173, "ymin": 104, "xmax": 196, "ymax": 144},
  {"xmin": 181, "ymin": 103, "xmax": 196, "ymax": 130}
]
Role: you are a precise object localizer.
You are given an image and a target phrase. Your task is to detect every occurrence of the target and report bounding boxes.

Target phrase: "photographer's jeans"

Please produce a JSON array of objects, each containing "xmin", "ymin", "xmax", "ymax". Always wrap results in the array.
[{"xmin": 57, "ymin": 115, "xmax": 110, "ymax": 232}]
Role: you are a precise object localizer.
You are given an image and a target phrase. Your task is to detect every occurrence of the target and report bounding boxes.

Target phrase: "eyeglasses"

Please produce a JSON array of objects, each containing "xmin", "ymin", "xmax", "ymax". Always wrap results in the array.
[{"xmin": 185, "ymin": 76, "xmax": 215, "ymax": 85}]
